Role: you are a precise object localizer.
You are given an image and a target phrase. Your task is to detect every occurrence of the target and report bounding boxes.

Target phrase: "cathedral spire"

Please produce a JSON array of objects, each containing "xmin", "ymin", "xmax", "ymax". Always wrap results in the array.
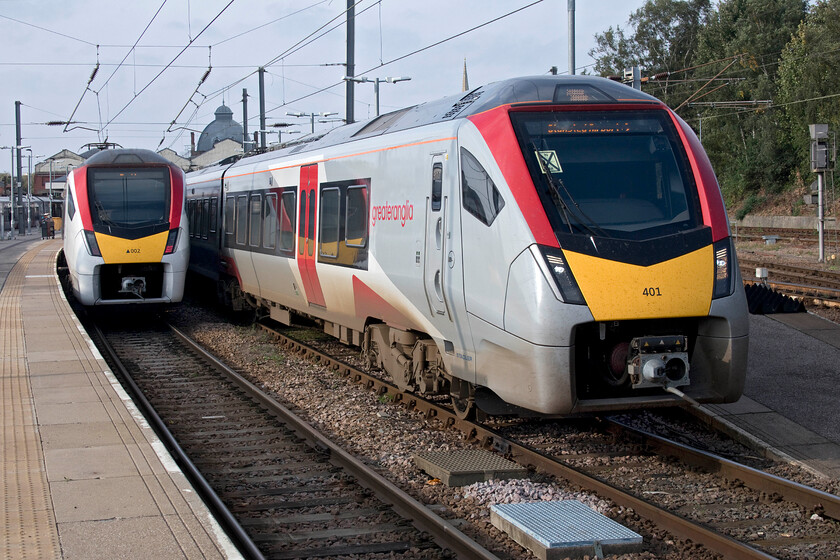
[{"xmin": 462, "ymin": 58, "xmax": 469, "ymax": 92}]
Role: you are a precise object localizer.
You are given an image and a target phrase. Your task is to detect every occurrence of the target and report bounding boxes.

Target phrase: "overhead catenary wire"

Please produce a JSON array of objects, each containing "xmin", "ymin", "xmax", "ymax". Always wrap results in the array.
[
  {"xmin": 96, "ymin": 0, "xmax": 236, "ymax": 136},
  {"xmin": 159, "ymin": 0, "xmax": 546, "ymax": 148},
  {"xmin": 63, "ymin": 1, "xmax": 169, "ymax": 133},
  {"xmin": 211, "ymin": 0, "xmax": 330, "ymax": 47},
  {"xmin": 258, "ymin": 0, "xmax": 547, "ymax": 120},
  {"xmin": 0, "ymin": 13, "xmax": 97, "ymax": 46},
  {"xmin": 162, "ymin": 0, "xmax": 378, "ymax": 146},
  {"xmin": 93, "ymin": 0, "xmax": 169, "ymax": 95}
]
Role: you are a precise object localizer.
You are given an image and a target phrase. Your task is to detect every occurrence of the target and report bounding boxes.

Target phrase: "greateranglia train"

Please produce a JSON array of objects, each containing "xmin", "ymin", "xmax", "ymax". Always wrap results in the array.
[
  {"xmin": 63, "ymin": 149, "xmax": 189, "ymax": 306},
  {"xmin": 186, "ymin": 75, "xmax": 749, "ymax": 418}
]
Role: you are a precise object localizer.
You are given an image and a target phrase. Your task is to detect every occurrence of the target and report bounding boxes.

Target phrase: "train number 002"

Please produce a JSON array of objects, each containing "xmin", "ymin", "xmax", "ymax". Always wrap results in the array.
[
  {"xmin": 642, "ymin": 287, "xmax": 662, "ymax": 297},
  {"xmin": 128, "ymin": 248, "xmax": 141, "ymax": 254}
]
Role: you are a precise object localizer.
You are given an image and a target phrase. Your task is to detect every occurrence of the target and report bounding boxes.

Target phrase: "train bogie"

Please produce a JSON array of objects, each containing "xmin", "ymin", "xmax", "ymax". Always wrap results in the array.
[
  {"xmin": 186, "ymin": 75, "xmax": 748, "ymax": 417},
  {"xmin": 63, "ymin": 149, "xmax": 189, "ymax": 306}
]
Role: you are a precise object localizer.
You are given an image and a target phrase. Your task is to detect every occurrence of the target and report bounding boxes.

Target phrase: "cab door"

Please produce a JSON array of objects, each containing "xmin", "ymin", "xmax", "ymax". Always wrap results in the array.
[
  {"xmin": 297, "ymin": 164, "xmax": 326, "ymax": 307},
  {"xmin": 424, "ymin": 155, "xmax": 448, "ymax": 318}
]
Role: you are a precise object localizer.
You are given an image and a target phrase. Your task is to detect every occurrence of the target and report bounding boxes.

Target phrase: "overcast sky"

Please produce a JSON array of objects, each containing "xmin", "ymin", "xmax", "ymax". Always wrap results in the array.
[{"xmin": 0, "ymin": 0, "xmax": 645, "ymax": 170}]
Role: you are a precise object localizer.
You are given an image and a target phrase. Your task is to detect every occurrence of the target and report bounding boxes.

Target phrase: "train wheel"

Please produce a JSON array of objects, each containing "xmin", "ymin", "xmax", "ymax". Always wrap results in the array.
[
  {"xmin": 451, "ymin": 395, "xmax": 475, "ymax": 420},
  {"xmin": 450, "ymin": 378, "xmax": 476, "ymax": 420},
  {"xmin": 451, "ymin": 394, "xmax": 476, "ymax": 421}
]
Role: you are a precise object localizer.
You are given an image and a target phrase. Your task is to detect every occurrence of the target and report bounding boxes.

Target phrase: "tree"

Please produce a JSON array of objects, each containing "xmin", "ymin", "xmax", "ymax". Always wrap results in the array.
[
  {"xmin": 776, "ymin": 0, "xmax": 840, "ymax": 182},
  {"xmin": 690, "ymin": 0, "xmax": 806, "ymax": 200},
  {"xmin": 589, "ymin": 0, "xmax": 711, "ymax": 77}
]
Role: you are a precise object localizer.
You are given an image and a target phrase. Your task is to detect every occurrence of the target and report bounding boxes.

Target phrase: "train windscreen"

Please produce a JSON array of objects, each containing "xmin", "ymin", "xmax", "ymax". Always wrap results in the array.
[
  {"xmin": 88, "ymin": 168, "xmax": 170, "ymax": 229},
  {"xmin": 511, "ymin": 109, "xmax": 702, "ymax": 241}
]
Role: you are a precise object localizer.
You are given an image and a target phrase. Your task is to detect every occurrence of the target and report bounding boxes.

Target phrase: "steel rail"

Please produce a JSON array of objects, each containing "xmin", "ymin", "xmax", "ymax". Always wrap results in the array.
[
  {"xmin": 92, "ymin": 323, "xmax": 266, "ymax": 560},
  {"xmin": 740, "ymin": 258, "xmax": 840, "ymax": 286},
  {"xmin": 258, "ymin": 321, "xmax": 783, "ymax": 560},
  {"xmin": 170, "ymin": 323, "xmax": 500, "ymax": 560},
  {"xmin": 604, "ymin": 418, "xmax": 840, "ymax": 521},
  {"xmin": 747, "ymin": 279, "xmax": 840, "ymax": 305}
]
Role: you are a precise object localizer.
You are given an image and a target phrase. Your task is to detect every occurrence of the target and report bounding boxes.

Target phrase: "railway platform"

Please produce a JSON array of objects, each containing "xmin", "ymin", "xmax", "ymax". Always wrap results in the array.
[
  {"xmin": 1, "ymin": 238, "xmax": 241, "ymax": 559},
  {"xmin": 697, "ymin": 310, "xmax": 840, "ymax": 479}
]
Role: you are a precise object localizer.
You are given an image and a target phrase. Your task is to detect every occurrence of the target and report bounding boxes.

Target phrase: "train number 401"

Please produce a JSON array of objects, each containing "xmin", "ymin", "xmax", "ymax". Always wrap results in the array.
[{"xmin": 642, "ymin": 287, "xmax": 662, "ymax": 296}]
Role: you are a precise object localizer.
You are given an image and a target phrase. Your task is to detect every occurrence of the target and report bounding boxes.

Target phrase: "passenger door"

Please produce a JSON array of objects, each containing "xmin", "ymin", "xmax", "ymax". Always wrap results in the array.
[
  {"xmin": 424, "ymin": 155, "xmax": 449, "ymax": 318},
  {"xmin": 297, "ymin": 164, "xmax": 326, "ymax": 307}
]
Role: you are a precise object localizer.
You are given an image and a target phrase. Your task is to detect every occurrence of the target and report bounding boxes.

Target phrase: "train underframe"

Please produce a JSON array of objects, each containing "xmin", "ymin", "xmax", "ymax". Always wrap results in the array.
[{"xmin": 221, "ymin": 275, "xmax": 738, "ymax": 420}]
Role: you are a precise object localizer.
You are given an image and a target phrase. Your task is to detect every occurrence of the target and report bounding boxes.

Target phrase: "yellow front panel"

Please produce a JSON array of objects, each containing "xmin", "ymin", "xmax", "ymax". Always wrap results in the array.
[
  {"xmin": 96, "ymin": 231, "xmax": 168, "ymax": 264},
  {"xmin": 564, "ymin": 246, "xmax": 713, "ymax": 321}
]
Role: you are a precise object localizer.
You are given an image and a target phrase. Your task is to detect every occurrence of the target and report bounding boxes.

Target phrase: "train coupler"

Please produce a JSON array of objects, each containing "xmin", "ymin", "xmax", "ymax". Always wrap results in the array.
[
  {"xmin": 627, "ymin": 335, "xmax": 690, "ymax": 389},
  {"xmin": 119, "ymin": 276, "xmax": 147, "ymax": 298}
]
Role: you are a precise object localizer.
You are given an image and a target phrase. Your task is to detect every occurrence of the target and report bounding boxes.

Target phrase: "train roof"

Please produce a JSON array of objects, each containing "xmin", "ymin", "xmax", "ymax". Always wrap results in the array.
[
  {"xmin": 84, "ymin": 148, "xmax": 173, "ymax": 166},
  {"xmin": 240, "ymin": 75, "xmax": 662, "ymax": 167}
]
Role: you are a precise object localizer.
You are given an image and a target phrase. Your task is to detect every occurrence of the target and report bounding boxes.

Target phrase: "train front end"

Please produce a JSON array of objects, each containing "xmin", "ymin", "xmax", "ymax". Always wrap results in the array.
[
  {"xmin": 467, "ymin": 78, "xmax": 748, "ymax": 415},
  {"xmin": 64, "ymin": 149, "xmax": 189, "ymax": 306}
]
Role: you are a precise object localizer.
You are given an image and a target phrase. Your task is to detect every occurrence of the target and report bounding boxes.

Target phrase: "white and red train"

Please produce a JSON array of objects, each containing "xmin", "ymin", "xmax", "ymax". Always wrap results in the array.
[
  {"xmin": 186, "ymin": 75, "xmax": 748, "ymax": 418},
  {"xmin": 63, "ymin": 149, "xmax": 189, "ymax": 306}
]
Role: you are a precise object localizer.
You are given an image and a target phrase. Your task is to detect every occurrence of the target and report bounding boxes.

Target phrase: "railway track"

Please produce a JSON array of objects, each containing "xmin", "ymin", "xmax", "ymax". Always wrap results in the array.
[
  {"xmin": 87, "ymin": 316, "xmax": 498, "ymax": 560},
  {"xmin": 733, "ymin": 226, "xmax": 839, "ymax": 245},
  {"xmin": 739, "ymin": 256, "xmax": 840, "ymax": 306},
  {"xmin": 254, "ymin": 319, "xmax": 840, "ymax": 560}
]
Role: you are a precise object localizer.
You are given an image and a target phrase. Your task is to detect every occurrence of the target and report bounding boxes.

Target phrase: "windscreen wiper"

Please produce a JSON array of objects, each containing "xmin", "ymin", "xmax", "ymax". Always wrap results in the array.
[{"xmin": 534, "ymin": 149, "xmax": 610, "ymax": 239}]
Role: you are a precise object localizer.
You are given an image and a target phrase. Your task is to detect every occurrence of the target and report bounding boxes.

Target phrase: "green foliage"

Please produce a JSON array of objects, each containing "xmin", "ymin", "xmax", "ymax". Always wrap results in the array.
[
  {"xmin": 591, "ymin": 0, "xmax": 816, "ymax": 205},
  {"xmin": 736, "ymin": 192, "xmax": 764, "ymax": 220},
  {"xmin": 777, "ymin": 0, "xmax": 840, "ymax": 181},
  {"xmin": 589, "ymin": 0, "xmax": 711, "ymax": 78}
]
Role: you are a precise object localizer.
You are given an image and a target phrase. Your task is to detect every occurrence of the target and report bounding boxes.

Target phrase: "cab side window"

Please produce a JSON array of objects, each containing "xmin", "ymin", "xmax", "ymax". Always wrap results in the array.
[{"xmin": 460, "ymin": 147, "xmax": 504, "ymax": 227}]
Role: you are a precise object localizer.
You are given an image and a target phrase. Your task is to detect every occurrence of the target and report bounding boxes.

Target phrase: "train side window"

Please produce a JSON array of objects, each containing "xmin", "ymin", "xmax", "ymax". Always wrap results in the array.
[
  {"xmin": 195, "ymin": 200, "xmax": 201, "ymax": 237},
  {"xmin": 431, "ymin": 162, "xmax": 442, "ymax": 211},
  {"xmin": 235, "ymin": 195, "xmax": 248, "ymax": 246},
  {"xmin": 319, "ymin": 187, "xmax": 340, "ymax": 258},
  {"xmin": 307, "ymin": 195, "xmax": 315, "ymax": 257},
  {"xmin": 186, "ymin": 200, "xmax": 193, "ymax": 236},
  {"xmin": 263, "ymin": 193, "xmax": 277, "ymax": 250},
  {"xmin": 345, "ymin": 185, "xmax": 367, "ymax": 248},
  {"xmin": 279, "ymin": 190, "xmax": 296, "ymax": 254},
  {"xmin": 196, "ymin": 199, "xmax": 204, "ymax": 239},
  {"xmin": 209, "ymin": 197, "xmax": 218, "ymax": 233},
  {"xmin": 298, "ymin": 191, "xmax": 307, "ymax": 256},
  {"xmin": 460, "ymin": 147, "xmax": 505, "ymax": 227},
  {"xmin": 202, "ymin": 198, "xmax": 210, "ymax": 239},
  {"xmin": 249, "ymin": 195, "xmax": 262, "ymax": 247},
  {"xmin": 224, "ymin": 196, "xmax": 235, "ymax": 235},
  {"xmin": 316, "ymin": 179, "xmax": 369, "ymax": 269},
  {"xmin": 67, "ymin": 189, "xmax": 76, "ymax": 221}
]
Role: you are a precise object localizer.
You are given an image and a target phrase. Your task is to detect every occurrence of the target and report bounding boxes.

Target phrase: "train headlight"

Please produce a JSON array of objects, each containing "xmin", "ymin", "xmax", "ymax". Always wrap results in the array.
[
  {"xmin": 164, "ymin": 228, "xmax": 180, "ymax": 255},
  {"xmin": 712, "ymin": 238, "xmax": 734, "ymax": 299},
  {"xmin": 83, "ymin": 230, "xmax": 101, "ymax": 257},
  {"xmin": 539, "ymin": 246, "xmax": 586, "ymax": 305}
]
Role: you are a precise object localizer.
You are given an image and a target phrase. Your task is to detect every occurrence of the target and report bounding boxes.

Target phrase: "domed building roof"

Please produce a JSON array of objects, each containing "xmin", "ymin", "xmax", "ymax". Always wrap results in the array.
[{"xmin": 196, "ymin": 104, "xmax": 243, "ymax": 153}]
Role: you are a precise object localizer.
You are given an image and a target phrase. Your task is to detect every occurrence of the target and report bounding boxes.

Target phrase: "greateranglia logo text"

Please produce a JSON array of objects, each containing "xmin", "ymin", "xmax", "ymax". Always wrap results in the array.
[{"xmin": 371, "ymin": 200, "xmax": 414, "ymax": 227}]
